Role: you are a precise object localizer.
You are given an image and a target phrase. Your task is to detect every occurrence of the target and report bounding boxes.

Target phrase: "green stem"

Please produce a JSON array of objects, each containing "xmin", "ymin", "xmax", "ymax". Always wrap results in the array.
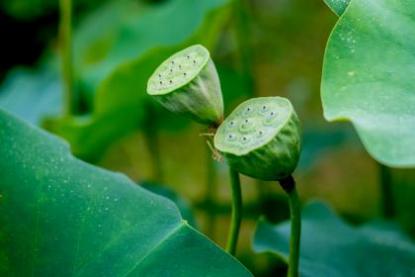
[
  {"xmin": 59, "ymin": 0, "xmax": 74, "ymax": 116},
  {"xmin": 379, "ymin": 163, "xmax": 395, "ymax": 218},
  {"xmin": 205, "ymin": 147, "xmax": 217, "ymax": 239},
  {"xmin": 143, "ymin": 129, "xmax": 163, "ymax": 182},
  {"xmin": 279, "ymin": 176, "xmax": 301, "ymax": 277},
  {"xmin": 144, "ymin": 105, "xmax": 163, "ymax": 182},
  {"xmin": 226, "ymin": 168, "xmax": 243, "ymax": 255},
  {"xmin": 233, "ymin": 0, "xmax": 255, "ymax": 96}
]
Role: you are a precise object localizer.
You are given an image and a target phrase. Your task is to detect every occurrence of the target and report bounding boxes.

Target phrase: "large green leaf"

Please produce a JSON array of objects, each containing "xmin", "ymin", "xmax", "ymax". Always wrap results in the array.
[
  {"xmin": 0, "ymin": 109, "xmax": 251, "ymax": 276},
  {"xmin": 321, "ymin": 0, "xmax": 415, "ymax": 167},
  {"xmin": 253, "ymin": 202, "xmax": 415, "ymax": 276}
]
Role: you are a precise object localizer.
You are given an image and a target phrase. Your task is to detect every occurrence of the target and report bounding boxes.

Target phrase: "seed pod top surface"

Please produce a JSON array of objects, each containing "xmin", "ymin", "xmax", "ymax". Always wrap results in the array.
[
  {"xmin": 214, "ymin": 97, "xmax": 301, "ymax": 181},
  {"xmin": 147, "ymin": 45, "xmax": 210, "ymax": 96},
  {"xmin": 215, "ymin": 97, "xmax": 294, "ymax": 155}
]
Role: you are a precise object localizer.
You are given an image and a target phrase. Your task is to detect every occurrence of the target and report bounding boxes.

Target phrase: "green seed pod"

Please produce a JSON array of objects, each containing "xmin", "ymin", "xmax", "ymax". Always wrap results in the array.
[
  {"xmin": 147, "ymin": 44, "xmax": 224, "ymax": 125},
  {"xmin": 214, "ymin": 97, "xmax": 301, "ymax": 181}
]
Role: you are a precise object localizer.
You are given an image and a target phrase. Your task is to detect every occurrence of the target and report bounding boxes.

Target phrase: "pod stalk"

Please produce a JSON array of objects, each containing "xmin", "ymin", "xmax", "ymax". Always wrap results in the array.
[
  {"xmin": 226, "ymin": 168, "xmax": 243, "ymax": 256},
  {"xmin": 279, "ymin": 176, "xmax": 301, "ymax": 277}
]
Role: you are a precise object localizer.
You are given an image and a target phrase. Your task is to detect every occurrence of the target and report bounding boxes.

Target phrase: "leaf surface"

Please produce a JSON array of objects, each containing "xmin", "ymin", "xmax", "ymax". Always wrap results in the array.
[
  {"xmin": 0, "ymin": 64, "xmax": 62, "ymax": 125},
  {"xmin": 0, "ymin": 109, "xmax": 251, "ymax": 276},
  {"xmin": 323, "ymin": 0, "xmax": 350, "ymax": 16},
  {"xmin": 46, "ymin": 0, "xmax": 232, "ymax": 161},
  {"xmin": 321, "ymin": 0, "xmax": 415, "ymax": 166},
  {"xmin": 253, "ymin": 202, "xmax": 415, "ymax": 277}
]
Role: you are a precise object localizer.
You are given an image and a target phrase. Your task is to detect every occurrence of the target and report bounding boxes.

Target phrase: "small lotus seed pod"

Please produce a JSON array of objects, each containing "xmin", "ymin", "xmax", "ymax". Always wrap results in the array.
[
  {"xmin": 214, "ymin": 97, "xmax": 301, "ymax": 181},
  {"xmin": 147, "ymin": 44, "xmax": 224, "ymax": 125}
]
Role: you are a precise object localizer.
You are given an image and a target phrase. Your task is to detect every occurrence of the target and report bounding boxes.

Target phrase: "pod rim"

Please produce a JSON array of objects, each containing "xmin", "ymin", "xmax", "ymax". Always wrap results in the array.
[
  {"xmin": 214, "ymin": 96, "xmax": 295, "ymax": 156},
  {"xmin": 147, "ymin": 44, "xmax": 210, "ymax": 96}
]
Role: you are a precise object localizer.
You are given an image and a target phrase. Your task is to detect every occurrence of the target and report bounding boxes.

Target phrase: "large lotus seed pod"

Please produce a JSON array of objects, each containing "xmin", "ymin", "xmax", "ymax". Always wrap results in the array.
[
  {"xmin": 147, "ymin": 44, "xmax": 224, "ymax": 125},
  {"xmin": 214, "ymin": 97, "xmax": 301, "ymax": 181}
]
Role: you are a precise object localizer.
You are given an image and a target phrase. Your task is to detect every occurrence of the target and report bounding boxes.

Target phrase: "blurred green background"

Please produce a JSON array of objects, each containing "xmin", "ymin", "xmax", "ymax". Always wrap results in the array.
[{"xmin": 1, "ymin": 0, "xmax": 414, "ymax": 275}]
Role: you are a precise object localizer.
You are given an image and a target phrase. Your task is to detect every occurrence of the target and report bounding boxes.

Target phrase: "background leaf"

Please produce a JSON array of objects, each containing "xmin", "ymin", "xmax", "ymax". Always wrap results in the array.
[
  {"xmin": 253, "ymin": 202, "xmax": 415, "ymax": 277},
  {"xmin": 45, "ymin": 0, "xmax": 232, "ymax": 161},
  {"xmin": 74, "ymin": 0, "xmax": 232, "ymax": 95},
  {"xmin": 0, "ymin": 109, "xmax": 251, "ymax": 276},
  {"xmin": 321, "ymin": 0, "xmax": 415, "ymax": 167},
  {"xmin": 0, "ymin": 62, "xmax": 62, "ymax": 125},
  {"xmin": 323, "ymin": 0, "xmax": 350, "ymax": 16}
]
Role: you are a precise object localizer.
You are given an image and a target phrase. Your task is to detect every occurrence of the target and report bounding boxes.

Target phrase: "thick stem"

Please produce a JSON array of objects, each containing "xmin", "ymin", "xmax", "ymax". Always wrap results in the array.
[
  {"xmin": 379, "ymin": 163, "xmax": 395, "ymax": 218},
  {"xmin": 59, "ymin": 0, "xmax": 74, "ymax": 116},
  {"xmin": 143, "ymin": 129, "xmax": 163, "ymax": 182},
  {"xmin": 279, "ymin": 176, "xmax": 301, "ymax": 277},
  {"xmin": 205, "ymin": 147, "xmax": 217, "ymax": 239},
  {"xmin": 226, "ymin": 168, "xmax": 243, "ymax": 256},
  {"xmin": 144, "ymin": 105, "xmax": 163, "ymax": 182}
]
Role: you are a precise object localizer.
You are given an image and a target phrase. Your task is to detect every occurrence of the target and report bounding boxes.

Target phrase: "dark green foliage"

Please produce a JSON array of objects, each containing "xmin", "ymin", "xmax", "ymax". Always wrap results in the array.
[
  {"xmin": 0, "ymin": 109, "xmax": 251, "ymax": 276},
  {"xmin": 254, "ymin": 202, "xmax": 415, "ymax": 276}
]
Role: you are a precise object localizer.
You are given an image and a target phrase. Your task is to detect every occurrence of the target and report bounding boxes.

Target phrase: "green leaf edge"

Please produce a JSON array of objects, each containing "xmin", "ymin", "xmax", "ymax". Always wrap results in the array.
[
  {"xmin": 0, "ymin": 108, "xmax": 252, "ymax": 276},
  {"xmin": 320, "ymin": 0, "xmax": 415, "ymax": 168}
]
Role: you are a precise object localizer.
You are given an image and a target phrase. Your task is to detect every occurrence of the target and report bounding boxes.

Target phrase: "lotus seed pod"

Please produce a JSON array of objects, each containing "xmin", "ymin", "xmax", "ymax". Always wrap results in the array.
[
  {"xmin": 147, "ymin": 44, "xmax": 224, "ymax": 125},
  {"xmin": 214, "ymin": 97, "xmax": 301, "ymax": 181}
]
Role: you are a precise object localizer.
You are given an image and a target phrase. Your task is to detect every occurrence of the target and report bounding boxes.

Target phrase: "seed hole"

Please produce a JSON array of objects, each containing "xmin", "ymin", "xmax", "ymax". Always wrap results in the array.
[
  {"xmin": 160, "ymin": 81, "xmax": 163, "ymax": 85},
  {"xmin": 169, "ymin": 80, "xmax": 173, "ymax": 84},
  {"xmin": 227, "ymin": 133, "xmax": 237, "ymax": 141},
  {"xmin": 187, "ymin": 55, "xmax": 190, "ymax": 59},
  {"xmin": 245, "ymin": 119, "xmax": 249, "ymax": 123},
  {"xmin": 183, "ymin": 72, "xmax": 187, "ymax": 76},
  {"xmin": 193, "ymin": 60, "xmax": 196, "ymax": 64},
  {"xmin": 262, "ymin": 105, "xmax": 267, "ymax": 110}
]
